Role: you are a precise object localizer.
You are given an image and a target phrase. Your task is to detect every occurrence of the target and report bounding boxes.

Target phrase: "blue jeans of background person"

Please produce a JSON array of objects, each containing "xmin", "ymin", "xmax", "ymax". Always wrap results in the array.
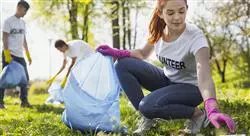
[
  {"xmin": 115, "ymin": 58, "xmax": 203, "ymax": 119},
  {"xmin": 0, "ymin": 52, "xmax": 29, "ymax": 104}
]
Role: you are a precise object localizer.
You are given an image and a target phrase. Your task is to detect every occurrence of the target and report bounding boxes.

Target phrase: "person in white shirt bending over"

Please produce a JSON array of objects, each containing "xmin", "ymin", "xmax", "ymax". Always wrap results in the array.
[
  {"xmin": 96, "ymin": 0, "xmax": 236, "ymax": 135},
  {"xmin": 47, "ymin": 39, "xmax": 94, "ymax": 88}
]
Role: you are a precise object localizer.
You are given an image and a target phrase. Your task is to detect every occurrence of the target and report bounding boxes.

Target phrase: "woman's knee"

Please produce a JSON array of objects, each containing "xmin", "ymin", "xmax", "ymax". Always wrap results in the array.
[{"xmin": 138, "ymin": 98, "xmax": 155, "ymax": 119}]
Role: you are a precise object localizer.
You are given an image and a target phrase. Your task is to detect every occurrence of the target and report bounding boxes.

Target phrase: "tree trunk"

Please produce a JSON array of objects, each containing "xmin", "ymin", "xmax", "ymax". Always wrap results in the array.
[
  {"xmin": 133, "ymin": 7, "xmax": 138, "ymax": 49},
  {"xmin": 67, "ymin": 0, "xmax": 79, "ymax": 39},
  {"xmin": 126, "ymin": 4, "xmax": 131, "ymax": 50},
  {"xmin": 246, "ymin": 45, "xmax": 250, "ymax": 80},
  {"xmin": 221, "ymin": 71, "xmax": 225, "ymax": 83},
  {"xmin": 82, "ymin": 4, "xmax": 89, "ymax": 42},
  {"xmin": 121, "ymin": 1, "xmax": 126, "ymax": 50},
  {"xmin": 221, "ymin": 58, "xmax": 227, "ymax": 83},
  {"xmin": 246, "ymin": 37, "xmax": 250, "ymax": 80},
  {"xmin": 215, "ymin": 58, "xmax": 228, "ymax": 83},
  {"xmin": 111, "ymin": 1, "xmax": 120, "ymax": 49}
]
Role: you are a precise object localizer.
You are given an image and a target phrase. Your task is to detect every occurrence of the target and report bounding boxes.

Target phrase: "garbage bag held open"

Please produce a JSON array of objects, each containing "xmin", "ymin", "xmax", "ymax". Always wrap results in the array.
[
  {"xmin": 0, "ymin": 61, "xmax": 27, "ymax": 89},
  {"xmin": 62, "ymin": 52, "xmax": 127, "ymax": 134}
]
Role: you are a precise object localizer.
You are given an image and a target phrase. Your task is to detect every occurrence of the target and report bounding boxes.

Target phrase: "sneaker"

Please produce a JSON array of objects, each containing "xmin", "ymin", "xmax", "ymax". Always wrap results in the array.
[
  {"xmin": 183, "ymin": 110, "xmax": 210, "ymax": 134},
  {"xmin": 20, "ymin": 102, "xmax": 32, "ymax": 108},
  {"xmin": 0, "ymin": 104, "xmax": 5, "ymax": 109},
  {"xmin": 133, "ymin": 116, "xmax": 157, "ymax": 136}
]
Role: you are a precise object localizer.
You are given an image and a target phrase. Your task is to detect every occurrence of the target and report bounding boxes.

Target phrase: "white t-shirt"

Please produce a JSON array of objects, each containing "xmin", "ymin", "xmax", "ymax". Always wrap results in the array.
[
  {"xmin": 2, "ymin": 15, "xmax": 26, "ymax": 57},
  {"xmin": 64, "ymin": 40, "xmax": 94, "ymax": 60},
  {"xmin": 154, "ymin": 23, "xmax": 209, "ymax": 86}
]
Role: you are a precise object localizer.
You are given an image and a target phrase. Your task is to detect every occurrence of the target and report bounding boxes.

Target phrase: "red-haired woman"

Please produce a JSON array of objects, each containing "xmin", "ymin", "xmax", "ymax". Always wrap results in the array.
[{"xmin": 97, "ymin": 0, "xmax": 235, "ymax": 135}]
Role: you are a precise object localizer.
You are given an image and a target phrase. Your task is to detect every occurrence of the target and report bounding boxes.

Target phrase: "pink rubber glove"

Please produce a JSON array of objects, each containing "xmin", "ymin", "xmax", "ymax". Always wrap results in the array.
[
  {"xmin": 205, "ymin": 98, "xmax": 236, "ymax": 133},
  {"xmin": 96, "ymin": 45, "xmax": 131, "ymax": 59}
]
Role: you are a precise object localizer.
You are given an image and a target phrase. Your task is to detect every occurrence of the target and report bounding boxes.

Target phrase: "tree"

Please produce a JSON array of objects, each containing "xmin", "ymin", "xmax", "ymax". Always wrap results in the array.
[
  {"xmin": 193, "ymin": 0, "xmax": 250, "ymax": 82},
  {"xmin": 110, "ymin": 0, "xmax": 120, "ymax": 49},
  {"xmin": 78, "ymin": 1, "xmax": 95, "ymax": 42},
  {"xmin": 32, "ymin": 0, "xmax": 94, "ymax": 41},
  {"xmin": 67, "ymin": 0, "xmax": 79, "ymax": 39},
  {"xmin": 193, "ymin": 16, "xmax": 234, "ymax": 83},
  {"xmin": 214, "ymin": 0, "xmax": 250, "ymax": 80},
  {"xmin": 121, "ymin": 0, "xmax": 127, "ymax": 49},
  {"xmin": 120, "ymin": 0, "xmax": 147, "ymax": 50},
  {"xmin": 102, "ymin": 0, "xmax": 148, "ymax": 49}
]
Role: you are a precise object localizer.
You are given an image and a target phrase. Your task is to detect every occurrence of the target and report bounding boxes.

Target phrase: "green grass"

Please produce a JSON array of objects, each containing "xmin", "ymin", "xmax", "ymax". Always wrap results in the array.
[
  {"xmin": 0, "ymin": 85, "xmax": 249, "ymax": 135},
  {"xmin": 0, "ymin": 94, "xmax": 82, "ymax": 136}
]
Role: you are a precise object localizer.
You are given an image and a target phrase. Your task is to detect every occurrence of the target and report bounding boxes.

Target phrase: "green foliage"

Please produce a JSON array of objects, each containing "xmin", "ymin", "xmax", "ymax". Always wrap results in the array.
[
  {"xmin": 31, "ymin": 0, "xmax": 67, "ymax": 31},
  {"xmin": 31, "ymin": 0, "xmax": 96, "ymax": 41},
  {"xmin": 193, "ymin": 0, "xmax": 250, "ymax": 82},
  {"xmin": 212, "ymin": 59, "xmax": 250, "ymax": 89},
  {"xmin": 29, "ymin": 81, "xmax": 49, "ymax": 95}
]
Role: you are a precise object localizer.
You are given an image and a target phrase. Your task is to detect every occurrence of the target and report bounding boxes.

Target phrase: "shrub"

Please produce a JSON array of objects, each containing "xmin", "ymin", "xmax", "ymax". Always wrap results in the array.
[{"xmin": 29, "ymin": 81, "xmax": 49, "ymax": 95}]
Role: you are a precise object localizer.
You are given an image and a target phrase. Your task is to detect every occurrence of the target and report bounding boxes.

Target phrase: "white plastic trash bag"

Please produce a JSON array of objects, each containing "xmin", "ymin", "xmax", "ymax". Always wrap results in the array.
[
  {"xmin": 0, "ymin": 61, "xmax": 27, "ymax": 89},
  {"xmin": 62, "ymin": 52, "xmax": 127, "ymax": 134},
  {"xmin": 46, "ymin": 81, "xmax": 64, "ymax": 105}
]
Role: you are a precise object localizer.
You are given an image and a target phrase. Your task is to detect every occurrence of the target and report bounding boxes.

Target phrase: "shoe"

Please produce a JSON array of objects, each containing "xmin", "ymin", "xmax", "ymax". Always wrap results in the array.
[
  {"xmin": 183, "ymin": 110, "xmax": 210, "ymax": 134},
  {"xmin": 133, "ymin": 116, "xmax": 157, "ymax": 136},
  {"xmin": 20, "ymin": 102, "xmax": 32, "ymax": 108},
  {"xmin": 0, "ymin": 104, "xmax": 5, "ymax": 109}
]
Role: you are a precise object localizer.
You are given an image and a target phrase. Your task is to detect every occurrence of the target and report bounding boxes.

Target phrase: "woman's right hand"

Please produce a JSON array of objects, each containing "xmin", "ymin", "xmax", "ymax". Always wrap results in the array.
[
  {"xmin": 205, "ymin": 98, "xmax": 236, "ymax": 133},
  {"xmin": 96, "ymin": 45, "xmax": 131, "ymax": 59}
]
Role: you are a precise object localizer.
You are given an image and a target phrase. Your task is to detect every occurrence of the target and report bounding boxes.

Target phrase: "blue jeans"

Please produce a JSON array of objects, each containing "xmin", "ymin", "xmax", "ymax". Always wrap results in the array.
[
  {"xmin": 115, "ymin": 58, "xmax": 203, "ymax": 119},
  {"xmin": 0, "ymin": 52, "xmax": 29, "ymax": 104}
]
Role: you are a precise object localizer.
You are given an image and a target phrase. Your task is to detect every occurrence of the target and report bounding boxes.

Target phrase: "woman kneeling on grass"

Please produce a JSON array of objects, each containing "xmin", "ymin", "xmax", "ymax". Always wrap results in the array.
[{"xmin": 97, "ymin": 0, "xmax": 236, "ymax": 135}]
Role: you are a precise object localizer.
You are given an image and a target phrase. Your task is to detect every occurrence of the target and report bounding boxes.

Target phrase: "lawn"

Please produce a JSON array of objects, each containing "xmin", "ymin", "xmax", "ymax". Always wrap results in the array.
[{"xmin": 0, "ymin": 82, "xmax": 249, "ymax": 136}]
